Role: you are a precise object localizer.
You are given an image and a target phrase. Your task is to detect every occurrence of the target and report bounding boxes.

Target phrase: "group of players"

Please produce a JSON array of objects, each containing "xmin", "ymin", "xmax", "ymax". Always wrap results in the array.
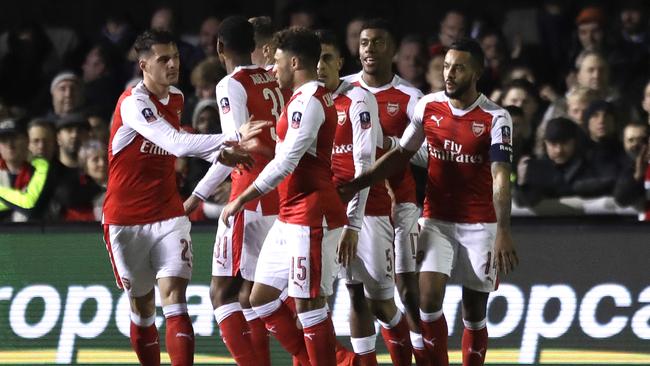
[{"xmin": 101, "ymin": 14, "xmax": 519, "ymax": 366}]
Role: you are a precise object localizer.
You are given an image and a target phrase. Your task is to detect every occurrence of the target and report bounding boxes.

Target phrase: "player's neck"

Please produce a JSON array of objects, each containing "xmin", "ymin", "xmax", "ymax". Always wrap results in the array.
[
  {"xmin": 225, "ymin": 55, "xmax": 253, "ymax": 73},
  {"xmin": 292, "ymin": 70, "xmax": 318, "ymax": 91},
  {"xmin": 361, "ymin": 70, "xmax": 393, "ymax": 88},
  {"xmin": 448, "ymin": 88, "xmax": 480, "ymax": 110},
  {"xmin": 142, "ymin": 77, "xmax": 169, "ymax": 100}
]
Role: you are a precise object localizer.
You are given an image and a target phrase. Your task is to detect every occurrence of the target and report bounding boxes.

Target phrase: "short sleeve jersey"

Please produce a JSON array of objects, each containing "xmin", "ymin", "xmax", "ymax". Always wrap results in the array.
[
  {"xmin": 331, "ymin": 80, "xmax": 391, "ymax": 222},
  {"xmin": 253, "ymin": 81, "xmax": 347, "ymax": 228},
  {"xmin": 343, "ymin": 72, "xmax": 423, "ymax": 204},
  {"xmin": 216, "ymin": 65, "xmax": 290, "ymax": 214},
  {"xmin": 400, "ymin": 92, "xmax": 513, "ymax": 223}
]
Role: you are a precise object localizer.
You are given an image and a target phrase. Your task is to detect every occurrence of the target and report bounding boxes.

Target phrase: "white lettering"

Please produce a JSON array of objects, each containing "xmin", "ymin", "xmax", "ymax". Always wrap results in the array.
[
  {"xmin": 632, "ymin": 286, "xmax": 650, "ymax": 339},
  {"xmin": 332, "ymin": 144, "xmax": 354, "ymax": 154},
  {"xmin": 56, "ymin": 286, "xmax": 113, "ymax": 363},
  {"xmin": 9, "ymin": 285, "xmax": 60, "ymax": 339},
  {"xmin": 140, "ymin": 139, "xmax": 171, "ymax": 156},
  {"xmin": 487, "ymin": 284, "xmax": 525, "ymax": 337},
  {"xmin": 580, "ymin": 284, "xmax": 630, "ymax": 338},
  {"xmin": 519, "ymin": 285, "xmax": 576, "ymax": 364}
]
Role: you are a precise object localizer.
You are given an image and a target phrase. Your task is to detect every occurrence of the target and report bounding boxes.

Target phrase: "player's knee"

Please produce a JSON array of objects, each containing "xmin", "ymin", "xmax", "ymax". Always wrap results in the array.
[
  {"xmin": 209, "ymin": 279, "xmax": 238, "ymax": 308},
  {"xmin": 238, "ymin": 285, "xmax": 253, "ymax": 308},
  {"xmin": 419, "ymin": 287, "xmax": 444, "ymax": 312},
  {"xmin": 370, "ymin": 298, "xmax": 397, "ymax": 323},
  {"xmin": 346, "ymin": 283, "xmax": 369, "ymax": 314}
]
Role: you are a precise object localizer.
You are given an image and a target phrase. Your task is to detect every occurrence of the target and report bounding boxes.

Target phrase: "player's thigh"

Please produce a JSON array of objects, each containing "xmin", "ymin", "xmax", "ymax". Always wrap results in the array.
[
  {"xmin": 240, "ymin": 211, "xmax": 276, "ymax": 281},
  {"xmin": 104, "ymin": 224, "xmax": 156, "ymax": 298},
  {"xmin": 150, "ymin": 216, "xmax": 193, "ymax": 282},
  {"xmin": 392, "ymin": 202, "xmax": 420, "ymax": 274},
  {"xmin": 417, "ymin": 218, "xmax": 457, "ymax": 277},
  {"xmin": 354, "ymin": 216, "xmax": 395, "ymax": 301},
  {"xmin": 287, "ymin": 224, "xmax": 341, "ymax": 299},
  {"xmin": 456, "ymin": 223, "xmax": 498, "ymax": 293},
  {"xmin": 254, "ymin": 219, "xmax": 290, "ymax": 292}
]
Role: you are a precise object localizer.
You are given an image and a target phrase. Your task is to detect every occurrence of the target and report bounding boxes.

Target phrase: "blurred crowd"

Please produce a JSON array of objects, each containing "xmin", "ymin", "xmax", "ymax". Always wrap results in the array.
[{"xmin": 0, "ymin": 0, "xmax": 649, "ymax": 223}]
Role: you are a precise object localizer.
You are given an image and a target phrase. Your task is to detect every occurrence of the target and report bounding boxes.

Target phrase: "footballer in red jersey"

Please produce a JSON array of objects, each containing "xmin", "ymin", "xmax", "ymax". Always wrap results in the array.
[{"xmin": 340, "ymin": 38, "xmax": 519, "ymax": 366}]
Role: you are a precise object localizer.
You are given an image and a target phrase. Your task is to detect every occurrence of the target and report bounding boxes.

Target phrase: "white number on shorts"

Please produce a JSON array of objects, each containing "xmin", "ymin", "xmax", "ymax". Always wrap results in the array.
[
  {"xmin": 409, "ymin": 232, "xmax": 418, "ymax": 259},
  {"xmin": 263, "ymin": 87, "xmax": 285, "ymax": 122},
  {"xmin": 385, "ymin": 249, "xmax": 393, "ymax": 273},
  {"xmin": 180, "ymin": 239, "xmax": 193, "ymax": 268},
  {"xmin": 291, "ymin": 256, "xmax": 307, "ymax": 281}
]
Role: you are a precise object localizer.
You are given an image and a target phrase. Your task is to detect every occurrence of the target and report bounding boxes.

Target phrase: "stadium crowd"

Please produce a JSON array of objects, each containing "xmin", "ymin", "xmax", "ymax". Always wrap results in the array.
[{"xmin": 0, "ymin": 0, "xmax": 648, "ymax": 223}]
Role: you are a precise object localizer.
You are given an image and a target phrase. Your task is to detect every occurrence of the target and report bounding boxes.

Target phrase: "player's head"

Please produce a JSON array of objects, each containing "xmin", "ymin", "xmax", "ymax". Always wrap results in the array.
[
  {"xmin": 316, "ymin": 29, "xmax": 344, "ymax": 91},
  {"xmin": 217, "ymin": 16, "xmax": 256, "ymax": 60},
  {"xmin": 134, "ymin": 29, "xmax": 179, "ymax": 86},
  {"xmin": 249, "ymin": 16, "xmax": 276, "ymax": 66},
  {"xmin": 359, "ymin": 18, "xmax": 397, "ymax": 76},
  {"xmin": 272, "ymin": 27, "xmax": 321, "ymax": 90},
  {"xmin": 443, "ymin": 38, "xmax": 484, "ymax": 99}
]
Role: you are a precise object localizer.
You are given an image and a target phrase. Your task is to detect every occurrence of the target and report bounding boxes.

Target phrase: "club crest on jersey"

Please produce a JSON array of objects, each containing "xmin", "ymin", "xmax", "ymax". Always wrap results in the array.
[
  {"xmin": 291, "ymin": 111, "xmax": 302, "ymax": 128},
  {"xmin": 387, "ymin": 102, "xmax": 400, "ymax": 116},
  {"xmin": 141, "ymin": 108, "xmax": 156, "ymax": 122},
  {"xmin": 472, "ymin": 121, "xmax": 485, "ymax": 137},
  {"xmin": 501, "ymin": 126, "xmax": 511, "ymax": 144},
  {"xmin": 337, "ymin": 110, "xmax": 347, "ymax": 125},
  {"xmin": 359, "ymin": 111, "xmax": 371, "ymax": 129},
  {"xmin": 220, "ymin": 97, "xmax": 231, "ymax": 114}
]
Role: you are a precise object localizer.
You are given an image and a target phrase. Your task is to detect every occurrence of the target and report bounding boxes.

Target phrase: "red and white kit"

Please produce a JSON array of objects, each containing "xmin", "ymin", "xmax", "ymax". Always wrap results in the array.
[
  {"xmin": 343, "ymin": 72, "xmax": 423, "ymax": 274},
  {"xmin": 253, "ymin": 80, "xmax": 348, "ymax": 299},
  {"xmin": 192, "ymin": 65, "xmax": 288, "ymax": 281},
  {"xmin": 103, "ymin": 81, "xmax": 236, "ymax": 296},
  {"xmin": 331, "ymin": 80, "xmax": 395, "ymax": 300},
  {"xmin": 400, "ymin": 91, "xmax": 513, "ymax": 292}
]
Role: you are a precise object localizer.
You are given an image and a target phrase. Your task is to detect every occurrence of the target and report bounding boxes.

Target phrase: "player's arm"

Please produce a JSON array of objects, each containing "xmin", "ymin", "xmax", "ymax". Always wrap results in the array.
[
  {"xmin": 339, "ymin": 97, "xmax": 426, "ymax": 201},
  {"xmin": 490, "ymin": 112, "xmax": 519, "ymax": 274},
  {"xmin": 383, "ymin": 136, "xmax": 428, "ymax": 168},
  {"xmin": 185, "ymin": 78, "xmax": 249, "ymax": 213},
  {"xmin": 220, "ymin": 96, "xmax": 324, "ymax": 225}
]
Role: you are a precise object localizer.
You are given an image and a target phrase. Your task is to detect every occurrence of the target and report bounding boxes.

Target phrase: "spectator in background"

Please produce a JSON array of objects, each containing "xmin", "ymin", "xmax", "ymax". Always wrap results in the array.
[
  {"xmin": 27, "ymin": 118, "xmax": 56, "ymax": 161},
  {"xmin": 500, "ymin": 79, "xmax": 541, "ymax": 131},
  {"xmin": 185, "ymin": 57, "xmax": 226, "ymax": 123},
  {"xmin": 477, "ymin": 28, "xmax": 508, "ymax": 95},
  {"xmin": 192, "ymin": 99, "xmax": 221, "ymax": 134},
  {"xmin": 425, "ymin": 46, "xmax": 445, "ymax": 93},
  {"xmin": 432, "ymin": 9, "xmax": 467, "ymax": 49},
  {"xmin": 343, "ymin": 17, "xmax": 365, "ymax": 74},
  {"xmin": 98, "ymin": 13, "xmax": 135, "ymax": 56},
  {"xmin": 249, "ymin": 16, "xmax": 275, "ymax": 68},
  {"xmin": 614, "ymin": 123, "xmax": 649, "ymax": 208},
  {"xmin": 44, "ymin": 71, "xmax": 83, "ymax": 121},
  {"xmin": 642, "ymin": 80, "xmax": 650, "ymax": 125},
  {"xmin": 76, "ymin": 139, "xmax": 107, "ymax": 221},
  {"xmin": 394, "ymin": 34, "xmax": 427, "ymax": 91},
  {"xmin": 286, "ymin": 2, "xmax": 317, "ymax": 28},
  {"xmin": 515, "ymin": 117, "xmax": 608, "ymax": 206},
  {"xmin": 81, "ymin": 44, "xmax": 121, "ymax": 120},
  {"xmin": 198, "ymin": 16, "xmax": 221, "ymax": 60},
  {"xmin": 581, "ymin": 101, "xmax": 625, "ymax": 181},
  {"xmin": 504, "ymin": 105, "xmax": 532, "ymax": 166},
  {"xmin": 0, "ymin": 118, "xmax": 52, "ymax": 222},
  {"xmin": 86, "ymin": 110, "xmax": 110, "ymax": 144}
]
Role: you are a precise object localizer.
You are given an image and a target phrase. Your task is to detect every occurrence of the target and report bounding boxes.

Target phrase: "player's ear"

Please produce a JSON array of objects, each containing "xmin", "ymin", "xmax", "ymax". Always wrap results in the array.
[
  {"xmin": 290, "ymin": 55, "xmax": 300, "ymax": 71},
  {"xmin": 138, "ymin": 57, "xmax": 148, "ymax": 73},
  {"xmin": 216, "ymin": 39, "xmax": 225, "ymax": 57},
  {"xmin": 337, "ymin": 56, "xmax": 344, "ymax": 72}
]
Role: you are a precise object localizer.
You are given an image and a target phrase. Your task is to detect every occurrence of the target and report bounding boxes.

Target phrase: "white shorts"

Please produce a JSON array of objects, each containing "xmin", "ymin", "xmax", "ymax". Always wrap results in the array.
[
  {"xmin": 103, "ymin": 216, "xmax": 192, "ymax": 297},
  {"xmin": 392, "ymin": 202, "xmax": 420, "ymax": 274},
  {"xmin": 212, "ymin": 210, "xmax": 276, "ymax": 281},
  {"xmin": 342, "ymin": 216, "xmax": 395, "ymax": 300},
  {"xmin": 254, "ymin": 220, "xmax": 341, "ymax": 299},
  {"xmin": 418, "ymin": 218, "xmax": 498, "ymax": 293}
]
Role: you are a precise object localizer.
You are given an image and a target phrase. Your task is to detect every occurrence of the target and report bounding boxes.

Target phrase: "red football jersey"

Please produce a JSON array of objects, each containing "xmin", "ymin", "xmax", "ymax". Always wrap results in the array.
[
  {"xmin": 343, "ymin": 72, "xmax": 423, "ymax": 204},
  {"xmin": 253, "ymin": 81, "xmax": 347, "ymax": 228},
  {"xmin": 401, "ymin": 92, "xmax": 513, "ymax": 223},
  {"xmin": 331, "ymin": 81, "xmax": 391, "ymax": 222}
]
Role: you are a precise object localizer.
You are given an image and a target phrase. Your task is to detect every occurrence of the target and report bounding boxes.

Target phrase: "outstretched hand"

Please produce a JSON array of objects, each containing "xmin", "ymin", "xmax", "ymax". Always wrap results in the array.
[
  {"xmin": 219, "ymin": 142, "xmax": 255, "ymax": 170},
  {"xmin": 239, "ymin": 115, "xmax": 273, "ymax": 142}
]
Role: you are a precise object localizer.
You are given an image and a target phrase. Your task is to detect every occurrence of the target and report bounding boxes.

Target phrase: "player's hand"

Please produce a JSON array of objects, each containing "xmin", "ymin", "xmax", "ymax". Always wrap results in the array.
[
  {"xmin": 183, "ymin": 195, "xmax": 201, "ymax": 215},
  {"xmin": 210, "ymin": 181, "xmax": 231, "ymax": 204},
  {"xmin": 239, "ymin": 115, "xmax": 273, "ymax": 142},
  {"xmin": 337, "ymin": 182, "xmax": 357, "ymax": 203},
  {"xmin": 336, "ymin": 228, "xmax": 359, "ymax": 267},
  {"xmin": 220, "ymin": 198, "xmax": 244, "ymax": 228},
  {"xmin": 218, "ymin": 143, "xmax": 255, "ymax": 170},
  {"xmin": 494, "ymin": 228, "xmax": 518, "ymax": 275}
]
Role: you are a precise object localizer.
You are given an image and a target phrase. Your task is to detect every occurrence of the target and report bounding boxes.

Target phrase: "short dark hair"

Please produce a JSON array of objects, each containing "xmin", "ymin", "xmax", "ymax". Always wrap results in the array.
[
  {"xmin": 249, "ymin": 16, "xmax": 275, "ymax": 47},
  {"xmin": 315, "ymin": 29, "xmax": 342, "ymax": 54},
  {"xmin": 218, "ymin": 16, "xmax": 256, "ymax": 55},
  {"xmin": 133, "ymin": 29, "xmax": 176, "ymax": 57},
  {"xmin": 360, "ymin": 18, "xmax": 397, "ymax": 43},
  {"xmin": 503, "ymin": 79, "xmax": 538, "ymax": 101},
  {"xmin": 274, "ymin": 27, "xmax": 321, "ymax": 68},
  {"xmin": 448, "ymin": 38, "xmax": 485, "ymax": 72}
]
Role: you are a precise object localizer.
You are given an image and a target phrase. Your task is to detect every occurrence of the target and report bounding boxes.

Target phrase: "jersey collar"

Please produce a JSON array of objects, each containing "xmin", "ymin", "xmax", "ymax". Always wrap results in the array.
[{"xmin": 446, "ymin": 93, "xmax": 485, "ymax": 117}]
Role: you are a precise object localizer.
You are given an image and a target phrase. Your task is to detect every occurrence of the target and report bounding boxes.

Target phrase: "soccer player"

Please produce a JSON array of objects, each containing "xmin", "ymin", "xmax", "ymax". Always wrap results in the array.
[
  {"xmin": 221, "ymin": 27, "xmax": 347, "ymax": 366},
  {"xmin": 342, "ymin": 18, "xmax": 427, "ymax": 364},
  {"xmin": 182, "ymin": 16, "xmax": 286, "ymax": 366},
  {"xmin": 102, "ymin": 29, "xmax": 266, "ymax": 366},
  {"xmin": 248, "ymin": 16, "xmax": 276, "ymax": 69},
  {"xmin": 317, "ymin": 29, "xmax": 413, "ymax": 366},
  {"xmin": 340, "ymin": 38, "xmax": 519, "ymax": 366}
]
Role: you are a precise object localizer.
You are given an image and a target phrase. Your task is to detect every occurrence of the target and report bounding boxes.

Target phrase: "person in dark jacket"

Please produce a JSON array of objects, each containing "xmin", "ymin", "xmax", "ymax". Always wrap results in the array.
[{"xmin": 613, "ymin": 122, "xmax": 648, "ymax": 207}]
